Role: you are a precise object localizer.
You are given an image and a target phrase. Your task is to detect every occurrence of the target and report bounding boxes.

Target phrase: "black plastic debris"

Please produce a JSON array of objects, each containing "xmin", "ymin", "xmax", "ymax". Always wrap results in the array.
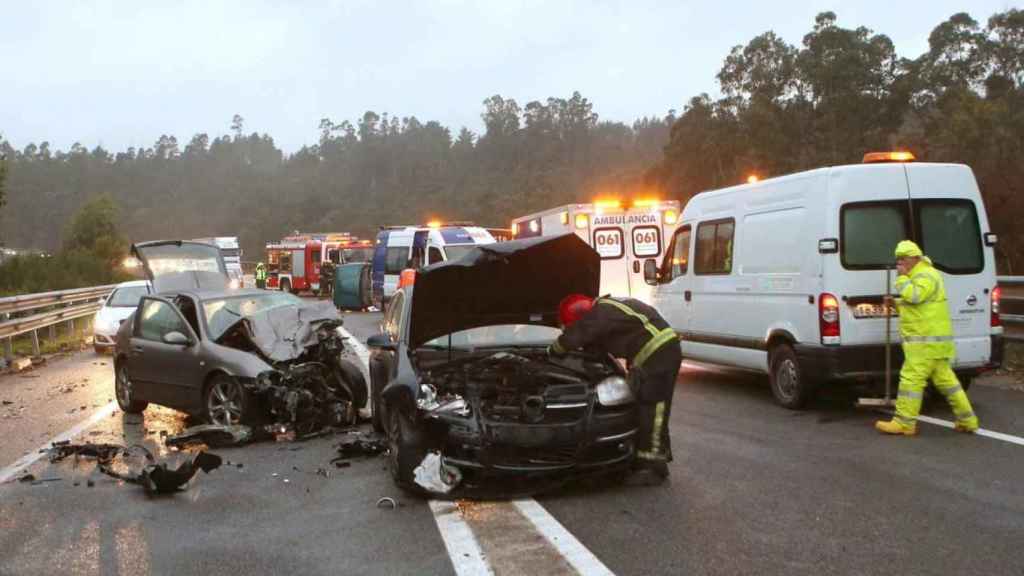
[
  {"xmin": 166, "ymin": 424, "xmax": 255, "ymax": 448},
  {"xmin": 335, "ymin": 433, "xmax": 388, "ymax": 459},
  {"xmin": 46, "ymin": 441, "xmax": 222, "ymax": 495},
  {"xmin": 17, "ymin": 473, "xmax": 35, "ymax": 483}
]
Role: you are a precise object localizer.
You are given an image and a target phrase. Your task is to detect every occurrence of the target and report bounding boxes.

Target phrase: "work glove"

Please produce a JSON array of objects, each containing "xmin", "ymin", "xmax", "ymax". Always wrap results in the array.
[{"xmin": 547, "ymin": 344, "xmax": 566, "ymax": 359}]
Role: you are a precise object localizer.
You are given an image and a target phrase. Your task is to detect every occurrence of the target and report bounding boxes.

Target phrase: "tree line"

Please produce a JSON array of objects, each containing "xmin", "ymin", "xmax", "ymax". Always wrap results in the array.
[
  {"xmin": 649, "ymin": 9, "xmax": 1024, "ymax": 271},
  {"xmin": 1, "ymin": 9, "xmax": 1022, "ymax": 292}
]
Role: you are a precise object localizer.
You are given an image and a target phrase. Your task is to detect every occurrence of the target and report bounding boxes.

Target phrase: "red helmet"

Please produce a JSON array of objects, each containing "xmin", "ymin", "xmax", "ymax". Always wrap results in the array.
[{"xmin": 559, "ymin": 294, "xmax": 594, "ymax": 327}]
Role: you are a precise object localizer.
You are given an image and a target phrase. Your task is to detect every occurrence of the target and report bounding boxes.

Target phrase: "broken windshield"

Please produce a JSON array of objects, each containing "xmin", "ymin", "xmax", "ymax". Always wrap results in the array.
[{"xmin": 203, "ymin": 292, "xmax": 303, "ymax": 340}]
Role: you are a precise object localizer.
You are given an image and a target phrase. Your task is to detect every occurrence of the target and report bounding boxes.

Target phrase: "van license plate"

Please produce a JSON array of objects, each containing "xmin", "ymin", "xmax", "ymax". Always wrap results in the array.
[{"xmin": 852, "ymin": 303, "xmax": 896, "ymax": 318}]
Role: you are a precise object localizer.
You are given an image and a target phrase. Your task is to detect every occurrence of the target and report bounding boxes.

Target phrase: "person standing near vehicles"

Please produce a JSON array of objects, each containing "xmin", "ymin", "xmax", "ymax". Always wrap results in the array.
[
  {"xmin": 255, "ymin": 262, "xmax": 267, "ymax": 289},
  {"xmin": 876, "ymin": 240, "xmax": 980, "ymax": 436},
  {"xmin": 320, "ymin": 259, "xmax": 335, "ymax": 299},
  {"xmin": 549, "ymin": 294, "xmax": 682, "ymax": 484}
]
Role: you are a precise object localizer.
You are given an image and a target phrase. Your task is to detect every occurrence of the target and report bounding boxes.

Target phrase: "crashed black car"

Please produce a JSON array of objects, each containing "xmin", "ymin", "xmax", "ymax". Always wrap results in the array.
[
  {"xmin": 114, "ymin": 240, "xmax": 367, "ymax": 432},
  {"xmin": 367, "ymin": 234, "xmax": 638, "ymax": 494}
]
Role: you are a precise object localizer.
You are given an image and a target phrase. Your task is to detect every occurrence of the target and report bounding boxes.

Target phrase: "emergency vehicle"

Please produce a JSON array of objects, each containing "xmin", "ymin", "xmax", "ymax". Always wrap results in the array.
[
  {"xmin": 644, "ymin": 152, "xmax": 1003, "ymax": 408},
  {"xmin": 511, "ymin": 199, "xmax": 681, "ymax": 303},
  {"xmin": 192, "ymin": 236, "xmax": 243, "ymax": 288},
  {"xmin": 371, "ymin": 222, "xmax": 497, "ymax": 307},
  {"xmin": 265, "ymin": 239, "xmax": 323, "ymax": 294},
  {"xmin": 322, "ymin": 235, "xmax": 375, "ymax": 265}
]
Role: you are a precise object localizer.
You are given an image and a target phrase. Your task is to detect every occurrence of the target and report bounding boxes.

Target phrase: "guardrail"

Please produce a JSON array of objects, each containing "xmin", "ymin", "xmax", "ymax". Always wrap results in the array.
[{"xmin": 1, "ymin": 284, "xmax": 116, "ymax": 359}]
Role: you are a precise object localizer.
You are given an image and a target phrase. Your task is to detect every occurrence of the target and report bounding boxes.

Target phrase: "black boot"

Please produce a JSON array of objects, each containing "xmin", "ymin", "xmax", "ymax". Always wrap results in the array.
[{"xmin": 625, "ymin": 459, "xmax": 669, "ymax": 486}]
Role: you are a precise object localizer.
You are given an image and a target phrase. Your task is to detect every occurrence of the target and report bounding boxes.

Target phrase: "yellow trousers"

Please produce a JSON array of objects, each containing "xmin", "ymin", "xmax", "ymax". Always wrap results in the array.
[{"xmin": 893, "ymin": 355, "xmax": 978, "ymax": 430}]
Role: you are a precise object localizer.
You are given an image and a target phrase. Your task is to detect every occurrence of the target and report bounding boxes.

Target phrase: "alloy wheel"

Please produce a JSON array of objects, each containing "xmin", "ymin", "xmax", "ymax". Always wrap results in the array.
[{"xmin": 207, "ymin": 378, "xmax": 243, "ymax": 426}]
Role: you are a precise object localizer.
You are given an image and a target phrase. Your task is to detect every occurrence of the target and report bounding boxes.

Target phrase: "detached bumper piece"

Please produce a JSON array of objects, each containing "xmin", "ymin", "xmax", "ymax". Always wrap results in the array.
[{"xmin": 46, "ymin": 441, "xmax": 222, "ymax": 495}]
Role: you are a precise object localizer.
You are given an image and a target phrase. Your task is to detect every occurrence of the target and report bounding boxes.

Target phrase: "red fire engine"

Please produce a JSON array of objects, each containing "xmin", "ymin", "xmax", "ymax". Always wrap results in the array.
[{"xmin": 265, "ymin": 239, "xmax": 323, "ymax": 294}]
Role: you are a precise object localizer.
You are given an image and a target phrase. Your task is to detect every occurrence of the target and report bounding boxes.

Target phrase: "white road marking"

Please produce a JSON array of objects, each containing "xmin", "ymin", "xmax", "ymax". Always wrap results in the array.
[
  {"xmin": 0, "ymin": 400, "xmax": 118, "ymax": 484},
  {"xmin": 429, "ymin": 500, "xmax": 495, "ymax": 576},
  {"xmin": 513, "ymin": 499, "xmax": 616, "ymax": 576},
  {"xmin": 916, "ymin": 415, "xmax": 1024, "ymax": 446}
]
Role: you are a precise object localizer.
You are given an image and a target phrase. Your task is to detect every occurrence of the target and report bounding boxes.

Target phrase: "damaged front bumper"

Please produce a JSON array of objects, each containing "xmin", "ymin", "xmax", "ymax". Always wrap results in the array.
[{"xmin": 424, "ymin": 398, "xmax": 637, "ymax": 476}]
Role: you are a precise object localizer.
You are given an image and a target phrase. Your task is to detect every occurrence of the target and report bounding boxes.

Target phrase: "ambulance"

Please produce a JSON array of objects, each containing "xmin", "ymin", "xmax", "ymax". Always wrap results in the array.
[
  {"xmin": 511, "ymin": 199, "xmax": 681, "ymax": 302},
  {"xmin": 371, "ymin": 222, "xmax": 497, "ymax": 307}
]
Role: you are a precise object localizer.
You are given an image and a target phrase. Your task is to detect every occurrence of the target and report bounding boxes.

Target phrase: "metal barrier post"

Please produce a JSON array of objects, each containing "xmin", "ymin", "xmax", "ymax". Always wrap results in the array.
[
  {"xmin": 3, "ymin": 337, "xmax": 11, "ymax": 361},
  {"xmin": 31, "ymin": 330, "xmax": 40, "ymax": 357}
]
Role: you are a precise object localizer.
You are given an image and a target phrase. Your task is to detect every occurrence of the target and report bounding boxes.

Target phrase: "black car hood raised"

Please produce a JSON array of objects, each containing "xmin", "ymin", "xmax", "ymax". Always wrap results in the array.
[
  {"xmin": 131, "ymin": 240, "xmax": 230, "ymax": 294},
  {"xmin": 220, "ymin": 300, "xmax": 342, "ymax": 363},
  {"xmin": 408, "ymin": 234, "xmax": 599, "ymax": 348}
]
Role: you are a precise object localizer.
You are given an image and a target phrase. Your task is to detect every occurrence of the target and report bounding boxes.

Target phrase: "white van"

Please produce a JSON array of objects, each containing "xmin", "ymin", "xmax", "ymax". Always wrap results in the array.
[
  {"xmin": 645, "ymin": 154, "xmax": 1004, "ymax": 408},
  {"xmin": 512, "ymin": 200, "xmax": 681, "ymax": 303},
  {"xmin": 371, "ymin": 224, "xmax": 497, "ymax": 307}
]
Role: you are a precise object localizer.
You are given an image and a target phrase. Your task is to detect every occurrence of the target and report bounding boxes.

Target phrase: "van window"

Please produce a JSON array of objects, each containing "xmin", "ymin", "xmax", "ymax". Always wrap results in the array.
[
  {"xmin": 695, "ymin": 219, "xmax": 734, "ymax": 275},
  {"xmin": 428, "ymin": 247, "xmax": 444, "ymax": 265},
  {"xmin": 663, "ymin": 225, "xmax": 691, "ymax": 279},
  {"xmin": 841, "ymin": 200, "xmax": 983, "ymax": 274},
  {"xmin": 841, "ymin": 202, "xmax": 909, "ymax": 269},
  {"xmin": 918, "ymin": 200, "xmax": 983, "ymax": 274},
  {"xmin": 385, "ymin": 247, "xmax": 409, "ymax": 274}
]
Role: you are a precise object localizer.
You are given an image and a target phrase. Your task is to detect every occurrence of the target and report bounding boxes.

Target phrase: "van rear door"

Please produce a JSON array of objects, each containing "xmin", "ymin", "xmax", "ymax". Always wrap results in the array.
[
  {"xmin": 829, "ymin": 164, "xmax": 912, "ymax": 347},
  {"xmin": 905, "ymin": 164, "xmax": 992, "ymax": 368}
]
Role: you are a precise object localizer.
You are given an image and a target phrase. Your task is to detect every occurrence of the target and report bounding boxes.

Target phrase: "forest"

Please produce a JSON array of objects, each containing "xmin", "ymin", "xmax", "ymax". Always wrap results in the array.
[{"xmin": 1, "ymin": 9, "xmax": 1022, "ymax": 287}]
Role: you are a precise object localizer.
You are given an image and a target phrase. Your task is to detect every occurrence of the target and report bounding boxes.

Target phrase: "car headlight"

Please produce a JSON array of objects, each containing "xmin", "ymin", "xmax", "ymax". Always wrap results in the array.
[{"xmin": 596, "ymin": 375, "xmax": 634, "ymax": 406}]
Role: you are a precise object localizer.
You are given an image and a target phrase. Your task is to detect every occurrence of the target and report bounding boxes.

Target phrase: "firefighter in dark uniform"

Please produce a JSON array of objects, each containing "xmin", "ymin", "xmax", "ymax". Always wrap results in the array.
[
  {"xmin": 320, "ymin": 260, "xmax": 336, "ymax": 299},
  {"xmin": 549, "ymin": 294, "xmax": 682, "ymax": 484}
]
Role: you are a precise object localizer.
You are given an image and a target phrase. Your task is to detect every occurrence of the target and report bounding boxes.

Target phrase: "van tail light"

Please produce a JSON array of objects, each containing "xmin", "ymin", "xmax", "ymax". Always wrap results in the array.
[
  {"xmin": 820, "ymin": 292, "xmax": 840, "ymax": 344},
  {"xmin": 991, "ymin": 286, "xmax": 1002, "ymax": 328}
]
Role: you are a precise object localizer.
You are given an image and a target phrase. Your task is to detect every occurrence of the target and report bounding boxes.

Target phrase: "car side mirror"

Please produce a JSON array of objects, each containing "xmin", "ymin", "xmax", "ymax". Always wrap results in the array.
[
  {"xmin": 163, "ymin": 331, "xmax": 191, "ymax": 346},
  {"xmin": 643, "ymin": 259, "xmax": 659, "ymax": 286},
  {"xmin": 367, "ymin": 333, "xmax": 397, "ymax": 351}
]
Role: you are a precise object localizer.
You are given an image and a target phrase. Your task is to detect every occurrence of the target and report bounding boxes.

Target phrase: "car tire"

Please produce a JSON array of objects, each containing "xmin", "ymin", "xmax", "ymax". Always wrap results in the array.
[
  {"xmin": 203, "ymin": 374, "xmax": 251, "ymax": 426},
  {"xmin": 115, "ymin": 362, "xmax": 148, "ymax": 414},
  {"xmin": 769, "ymin": 344, "xmax": 813, "ymax": 409},
  {"xmin": 334, "ymin": 358, "xmax": 368, "ymax": 412},
  {"xmin": 387, "ymin": 403, "xmax": 427, "ymax": 492}
]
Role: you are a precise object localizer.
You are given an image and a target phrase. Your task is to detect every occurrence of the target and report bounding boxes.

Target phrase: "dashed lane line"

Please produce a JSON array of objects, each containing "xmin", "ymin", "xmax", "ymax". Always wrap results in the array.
[
  {"xmin": 0, "ymin": 400, "xmax": 118, "ymax": 484},
  {"xmin": 429, "ymin": 500, "xmax": 495, "ymax": 576}
]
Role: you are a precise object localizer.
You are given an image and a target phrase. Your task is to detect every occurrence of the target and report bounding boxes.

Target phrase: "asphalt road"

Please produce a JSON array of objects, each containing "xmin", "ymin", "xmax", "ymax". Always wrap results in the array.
[{"xmin": 1, "ymin": 310, "xmax": 1022, "ymax": 575}]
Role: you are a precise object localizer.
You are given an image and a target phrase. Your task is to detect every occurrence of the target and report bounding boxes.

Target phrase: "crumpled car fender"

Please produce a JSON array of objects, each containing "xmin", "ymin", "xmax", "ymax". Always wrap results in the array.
[{"xmin": 381, "ymin": 371, "xmax": 419, "ymax": 413}]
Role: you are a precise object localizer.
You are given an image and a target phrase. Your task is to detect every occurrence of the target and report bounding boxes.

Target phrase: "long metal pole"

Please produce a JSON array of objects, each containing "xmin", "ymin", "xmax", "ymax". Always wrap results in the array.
[{"xmin": 885, "ymin": 266, "xmax": 893, "ymax": 402}]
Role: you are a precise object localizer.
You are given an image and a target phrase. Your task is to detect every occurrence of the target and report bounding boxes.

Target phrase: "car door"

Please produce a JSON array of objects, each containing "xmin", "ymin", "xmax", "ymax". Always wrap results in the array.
[
  {"xmin": 651, "ymin": 223, "xmax": 692, "ymax": 336},
  {"xmin": 128, "ymin": 297, "xmax": 202, "ymax": 409}
]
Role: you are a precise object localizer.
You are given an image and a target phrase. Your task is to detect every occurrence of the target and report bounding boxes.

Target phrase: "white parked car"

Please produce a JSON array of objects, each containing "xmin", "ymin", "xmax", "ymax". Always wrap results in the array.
[
  {"xmin": 644, "ymin": 153, "xmax": 1003, "ymax": 408},
  {"xmin": 93, "ymin": 280, "xmax": 151, "ymax": 354}
]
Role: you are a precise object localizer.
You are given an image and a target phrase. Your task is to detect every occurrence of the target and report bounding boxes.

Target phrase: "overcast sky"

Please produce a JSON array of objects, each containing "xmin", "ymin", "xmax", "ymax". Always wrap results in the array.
[{"xmin": 1, "ymin": 0, "xmax": 1017, "ymax": 153}]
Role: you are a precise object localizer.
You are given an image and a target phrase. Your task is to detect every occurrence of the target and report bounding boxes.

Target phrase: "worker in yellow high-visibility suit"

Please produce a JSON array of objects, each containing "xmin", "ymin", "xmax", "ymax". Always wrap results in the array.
[{"xmin": 876, "ymin": 240, "xmax": 980, "ymax": 436}]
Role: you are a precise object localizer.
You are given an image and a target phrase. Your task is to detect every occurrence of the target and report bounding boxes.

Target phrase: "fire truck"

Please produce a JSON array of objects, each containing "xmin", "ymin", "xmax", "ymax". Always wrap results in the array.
[
  {"xmin": 511, "ymin": 199, "xmax": 681, "ymax": 303},
  {"xmin": 265, "ymin": 239, "xmax": 323, "ymax": 294},
  {"xmin": 321, "ymin": 234, "xmax": 375, "ymax": 265}
]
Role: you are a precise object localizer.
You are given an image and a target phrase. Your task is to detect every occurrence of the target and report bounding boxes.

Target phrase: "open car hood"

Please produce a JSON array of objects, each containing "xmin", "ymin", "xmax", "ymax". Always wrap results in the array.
[
  {"xmin": 408, "ymin": 234, "xmax": 599, "ymax": 348},
  {"xmin": 131, "ymin": 240, "xmax": 230, "ymax": 293}
]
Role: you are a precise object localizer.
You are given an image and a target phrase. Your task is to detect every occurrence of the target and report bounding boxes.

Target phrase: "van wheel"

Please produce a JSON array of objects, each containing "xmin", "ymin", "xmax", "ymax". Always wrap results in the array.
[
  {"xmin": 769, "ymin": 344, "xmax": 812, "ymax": 409},
  {"xmin": 281, "ymin": 279, "xmax": 292, "ymax": 293}
]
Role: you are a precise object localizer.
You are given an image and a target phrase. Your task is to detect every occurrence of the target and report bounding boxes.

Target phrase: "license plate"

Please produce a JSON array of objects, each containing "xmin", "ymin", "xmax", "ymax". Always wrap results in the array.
[{"xmin": 852, "ymin": 303, "xmax": 896, "ymax": 318}]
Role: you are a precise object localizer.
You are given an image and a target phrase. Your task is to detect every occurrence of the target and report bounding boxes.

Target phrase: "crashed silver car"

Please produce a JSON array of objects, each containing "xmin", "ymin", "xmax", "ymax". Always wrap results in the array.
[
  {"xmin": 114, "ymin": 241, "xmax": 367, "ymax": 433},
  {"xmin": 367, "ymin": 234, "xmax": 638, "ymax": 495}
]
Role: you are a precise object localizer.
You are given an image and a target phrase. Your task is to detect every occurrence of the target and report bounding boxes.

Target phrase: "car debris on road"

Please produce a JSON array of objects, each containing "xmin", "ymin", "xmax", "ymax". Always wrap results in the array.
[{"xmin": 45, "ymin": 440, "xmax": 222, "ymax": 495}]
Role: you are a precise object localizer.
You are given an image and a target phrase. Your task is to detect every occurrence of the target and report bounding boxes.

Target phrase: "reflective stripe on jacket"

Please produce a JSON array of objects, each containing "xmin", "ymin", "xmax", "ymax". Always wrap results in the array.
[
  {"xmin": 894, "ymin": 259, "xmax": 955, "ymax": 359},
  {"xmin": 553, "ymin": 296, "xmax": 678, "ymax": 369}
]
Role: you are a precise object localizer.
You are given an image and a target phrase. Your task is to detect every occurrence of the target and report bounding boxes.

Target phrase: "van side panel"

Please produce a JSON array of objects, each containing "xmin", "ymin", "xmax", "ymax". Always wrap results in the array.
[{"xmin": 681, "ymin": 173, "xmax": 825, "ymax": 372}]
